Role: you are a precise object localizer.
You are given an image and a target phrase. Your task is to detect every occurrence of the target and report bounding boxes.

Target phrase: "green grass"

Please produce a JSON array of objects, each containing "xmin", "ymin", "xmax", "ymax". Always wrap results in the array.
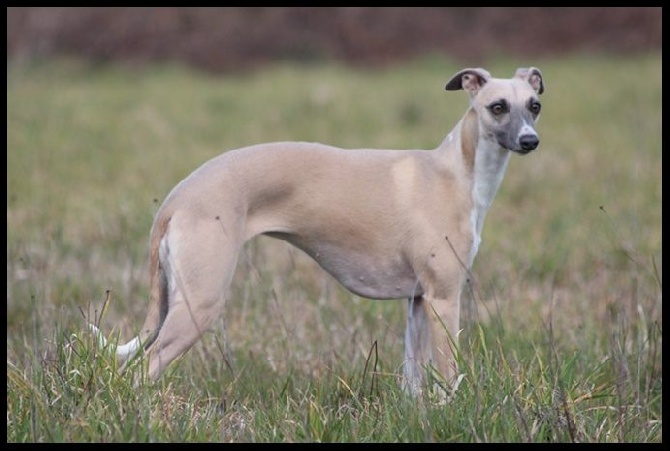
[{"xmin": 7, "ymin": 53, "xmax": 661, "ymax": 442}]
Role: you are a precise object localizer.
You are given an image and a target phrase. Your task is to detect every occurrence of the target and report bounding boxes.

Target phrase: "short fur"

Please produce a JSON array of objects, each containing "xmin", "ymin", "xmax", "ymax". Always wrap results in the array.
[{"xmin": 91, "ymin": 67, "xmax": 545, "ymax": 396}]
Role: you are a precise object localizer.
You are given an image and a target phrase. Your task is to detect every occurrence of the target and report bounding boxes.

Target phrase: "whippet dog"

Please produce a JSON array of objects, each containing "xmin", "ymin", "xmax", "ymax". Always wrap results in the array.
[{"xmin": 91, "ymin": 67, "xmax": 544, "ymax": 397}]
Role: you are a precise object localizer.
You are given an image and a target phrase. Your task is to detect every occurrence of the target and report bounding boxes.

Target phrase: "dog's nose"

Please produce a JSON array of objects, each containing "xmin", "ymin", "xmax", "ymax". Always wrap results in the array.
[{"xmin": 519, "ymin": 134, "xmax": 539, "ymax": 152}]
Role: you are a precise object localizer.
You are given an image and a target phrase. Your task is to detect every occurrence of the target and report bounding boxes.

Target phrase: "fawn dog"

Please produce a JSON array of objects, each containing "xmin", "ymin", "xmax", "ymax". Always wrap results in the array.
[{"xmin": 91, "ymin": 67, "xmax": 544, "ymax": 397}]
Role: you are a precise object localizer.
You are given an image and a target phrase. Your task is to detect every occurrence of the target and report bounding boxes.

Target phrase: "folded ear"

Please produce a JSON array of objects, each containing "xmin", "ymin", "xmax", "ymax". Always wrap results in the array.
[
  {"xmin": 515, "ymin": 67, "xmax": 545, "ymax": 94},
  {"xmin": 445, "ymin": 68, "xmax": 491, "ymax": 97}
]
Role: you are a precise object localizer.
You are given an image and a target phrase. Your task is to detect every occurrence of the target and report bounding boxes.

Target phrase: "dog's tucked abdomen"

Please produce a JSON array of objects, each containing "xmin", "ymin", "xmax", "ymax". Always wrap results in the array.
[{"xmin": 267, "ymin": 230, "xmax": 424, "ymax": 299}]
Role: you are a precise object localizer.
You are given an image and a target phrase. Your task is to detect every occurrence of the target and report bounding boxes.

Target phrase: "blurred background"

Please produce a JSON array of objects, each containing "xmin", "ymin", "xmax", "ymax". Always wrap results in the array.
[{"xmin": 7, "ymin": 7, "xmax": 661, "ymax": 72}]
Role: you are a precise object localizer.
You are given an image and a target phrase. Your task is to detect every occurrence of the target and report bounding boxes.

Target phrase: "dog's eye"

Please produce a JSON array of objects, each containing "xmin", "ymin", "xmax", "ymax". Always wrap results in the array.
[
  {"xmin": 489, "ymin": 101, "xmax": 508, "ymax": 116},
  {"xmin": 529, "ymin": 101, "xmax": 541, "ymax": 115}
]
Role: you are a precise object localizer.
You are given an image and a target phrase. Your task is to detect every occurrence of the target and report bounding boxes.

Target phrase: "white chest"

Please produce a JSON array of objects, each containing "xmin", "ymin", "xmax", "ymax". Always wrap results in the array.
[{"xmin": 468, "ymin": 142, "xmax": 511, "ymax": 265}]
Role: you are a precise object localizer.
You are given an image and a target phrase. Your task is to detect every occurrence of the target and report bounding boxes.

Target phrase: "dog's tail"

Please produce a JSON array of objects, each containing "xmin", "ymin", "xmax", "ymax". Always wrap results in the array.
[
  {"xmin": 88, "ymin": 323, "xmax": 143, "ymax": 361},
  {"xmin": 137, "ymin": 212, "xmax": 172, "ymax": 350},
  {"xmin": 88, "ymin": 212, "xmax": 172, "ymax": 366}
]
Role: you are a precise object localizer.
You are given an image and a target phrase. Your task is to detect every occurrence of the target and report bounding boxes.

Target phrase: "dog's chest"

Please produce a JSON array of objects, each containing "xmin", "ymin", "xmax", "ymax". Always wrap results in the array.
[{"xmin": 468, "ymin": 144, "xmax": 512, "ymax": 264}]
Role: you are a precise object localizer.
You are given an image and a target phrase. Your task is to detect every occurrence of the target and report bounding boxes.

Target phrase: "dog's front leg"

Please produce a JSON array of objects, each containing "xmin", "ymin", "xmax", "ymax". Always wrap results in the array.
[
  {"xmin": 403, "ymin": 292, "xmax": 461, "ymax": 400},
  {"xmin": 404, "ymin": 295, "xmax": 433, "ymax": 396}
]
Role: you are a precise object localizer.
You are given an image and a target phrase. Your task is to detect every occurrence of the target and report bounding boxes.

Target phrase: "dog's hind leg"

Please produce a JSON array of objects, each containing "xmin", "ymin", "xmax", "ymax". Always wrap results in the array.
[{"xmin": 145, "ymin": 213, "xmax": 242, "ymax": 380}]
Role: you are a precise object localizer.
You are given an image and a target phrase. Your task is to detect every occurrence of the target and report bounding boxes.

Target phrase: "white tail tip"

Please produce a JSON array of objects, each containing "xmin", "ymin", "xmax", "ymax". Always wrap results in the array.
[{"xmin": 88, "ymin": 323, "xmax": 141, "ymax": 362}]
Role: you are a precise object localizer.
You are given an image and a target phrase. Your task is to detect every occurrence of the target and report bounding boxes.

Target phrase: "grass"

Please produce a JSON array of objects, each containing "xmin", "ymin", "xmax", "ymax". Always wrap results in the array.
[{"xmin": 7, "ymin": 53, "xmax": 662, "ymax": 442}]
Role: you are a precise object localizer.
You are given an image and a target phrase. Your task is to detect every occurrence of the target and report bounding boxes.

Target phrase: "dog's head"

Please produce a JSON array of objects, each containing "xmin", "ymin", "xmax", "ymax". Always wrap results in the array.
[{"xmin": 445, "ymin": 67, "xmax": 545, "ymax": 154}]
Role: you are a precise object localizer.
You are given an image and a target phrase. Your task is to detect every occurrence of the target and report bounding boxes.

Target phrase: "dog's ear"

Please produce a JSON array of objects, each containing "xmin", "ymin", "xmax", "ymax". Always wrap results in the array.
[
  {"xmin": 515, "ymin": 67, "xmax": 545, "ymax": 95},
  {"xmin": 445, "ymin": 68, "xmax": 491, "ymax": 96}
]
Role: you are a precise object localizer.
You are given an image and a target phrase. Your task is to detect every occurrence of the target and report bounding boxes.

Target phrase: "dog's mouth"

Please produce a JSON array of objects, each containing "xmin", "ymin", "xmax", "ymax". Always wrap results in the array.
[{"xmin": 511, "ymin": 145, "xmax": 537, "ymax": 155}]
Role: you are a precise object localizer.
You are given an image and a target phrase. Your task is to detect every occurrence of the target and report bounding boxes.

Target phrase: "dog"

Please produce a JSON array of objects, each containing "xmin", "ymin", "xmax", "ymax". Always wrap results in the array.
[{"xmin": 90, "ymin": 67, "xmax": 544, "ymax": 397}]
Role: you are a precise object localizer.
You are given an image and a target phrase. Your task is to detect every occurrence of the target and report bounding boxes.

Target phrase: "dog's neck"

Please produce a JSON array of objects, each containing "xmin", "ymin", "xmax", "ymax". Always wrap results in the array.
[
  {"xmin": 471, "ymin": 135, "xmax": 511, "ymax": 236},
  {"xmin": 439, "ymin": 107, "xmax": 512, "ymax": 261}
]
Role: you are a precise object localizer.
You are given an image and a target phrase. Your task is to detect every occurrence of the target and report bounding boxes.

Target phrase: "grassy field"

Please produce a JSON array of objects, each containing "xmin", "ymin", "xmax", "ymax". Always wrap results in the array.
[{"xmin": 7, "ymin": 53, "xmax": 661, "ymax": 442}]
